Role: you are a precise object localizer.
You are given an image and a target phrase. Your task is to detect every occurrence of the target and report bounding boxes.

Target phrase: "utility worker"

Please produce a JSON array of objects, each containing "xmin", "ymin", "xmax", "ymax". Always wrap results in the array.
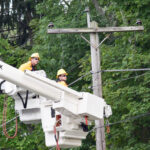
[
  {"xmin": 19, "ymin": 53, "xmax": 40, "ymax": 72},
  {"xmin": 55, "ymin": 69, "xmax": 68, "ymax": 127},
  {"xmin": 56, "ymin": 69, "xmax": 68, "ymax": 87}
]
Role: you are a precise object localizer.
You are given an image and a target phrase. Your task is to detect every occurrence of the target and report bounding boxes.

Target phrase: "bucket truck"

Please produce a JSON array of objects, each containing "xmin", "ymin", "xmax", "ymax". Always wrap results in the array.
[{"xmin": 0, "ymin": 61, "xmax": 112, "ymax": 148}]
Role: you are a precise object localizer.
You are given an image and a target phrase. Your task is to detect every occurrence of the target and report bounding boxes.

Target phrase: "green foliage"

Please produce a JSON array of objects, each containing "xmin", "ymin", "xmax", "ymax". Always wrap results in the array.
[
  {"xmin": 0, "ymin": 38, "xmax": 28, "ymax": 67},
  {"xmin": 1, "ymin": 0, "xmax": 150, "ymax": 150},
  {"xmin": 77, "ymin": 1, "xmax": 150, "ymax": 150},
  {"xmin": 31, "ymin": 0, "xmax": 90, "ymax": 85}
]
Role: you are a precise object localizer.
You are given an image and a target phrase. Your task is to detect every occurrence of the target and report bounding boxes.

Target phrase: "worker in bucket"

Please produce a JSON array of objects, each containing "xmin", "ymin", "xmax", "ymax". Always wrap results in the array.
[
  {"xmin": 54, "ymin": 69, "xmax": 68, "ymax": 126},
  {"xmin": 19, "ymin": 53, "xmax": 40, "ymax": 71},
  {"xmin": 56, "ymin": 69, "xmax": 68, "ymax": 87},
  {"xmin": 56, "ymin": 69, "xmax": 88, "ymax": 131}
]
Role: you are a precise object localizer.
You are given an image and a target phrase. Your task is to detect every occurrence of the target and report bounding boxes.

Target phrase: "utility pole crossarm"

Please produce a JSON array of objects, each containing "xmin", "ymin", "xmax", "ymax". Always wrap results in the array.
[{"xmin": 47, "ymin": 26, "xmax": 144, "ymax": 34}]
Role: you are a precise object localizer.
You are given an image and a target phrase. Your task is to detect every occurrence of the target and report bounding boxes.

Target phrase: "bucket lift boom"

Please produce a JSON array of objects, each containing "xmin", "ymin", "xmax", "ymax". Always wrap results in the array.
[{"xmin": 0, "ymin": 61, "xmax": 112, "ymax": 148}]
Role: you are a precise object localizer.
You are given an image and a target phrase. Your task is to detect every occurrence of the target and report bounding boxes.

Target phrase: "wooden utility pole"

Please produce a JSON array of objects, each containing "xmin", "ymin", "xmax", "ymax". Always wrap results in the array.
[
  {"xmin": 47, "ymin": 20, "xmax": 144, "ymax": 150},
  {"xmin": 85, "ymin": 6, "xmax": 105, "ymax": 149},
  {"xmin": 90, "ymin": 21, "xmax": 105, "ymax": 150}
]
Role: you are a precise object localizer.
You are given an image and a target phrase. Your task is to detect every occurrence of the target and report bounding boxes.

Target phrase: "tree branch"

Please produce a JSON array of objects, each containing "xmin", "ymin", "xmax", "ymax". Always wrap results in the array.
[
  {"xmin": 91, "ymin": 0, "xmax": 105, "ymax": 17},
  {"xmin": 0, "ymin": 28, "xmax": 16, "ymax": 33}
]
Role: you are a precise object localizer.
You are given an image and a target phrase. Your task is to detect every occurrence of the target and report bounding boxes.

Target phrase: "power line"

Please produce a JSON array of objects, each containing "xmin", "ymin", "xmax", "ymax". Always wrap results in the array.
[
  {"xmin": 89, "ymin": 72, "xmax": 150, "ymax": 89},
  {"xmin": 92, "ymin": 68, "xmax": 150, "ymax": 73},
  {"xmin": 88, "ymin": 112, "xmax": 150, "ymax": 134},
  {"xmin": 1, "ymin": 124, "xmax": 16, "ymax": 136},
  {"xmin": 68, "ymin": 68, "xmax": 150, "ymax": 87},
  {"xmin": 1, "ymin": 111, "xmax": 149, "ymax": 148},
  {"xmin": 49, "ymin": 147, "xmax": 55, "ymax": 150},
  {"xmin": 68, "ymin": 71, "xmax": 92, "ymax": 86},
  {"xmin": 1, "ymin": 70, "xmax": 149, "ymax": 125},
  {"xmin": 68, "ymin": 62, "xmax": 81, "ymax": 73},
  {"xmin": 2, "ymin": 112, "xmax": 150, "ymax": 136},
  {"xmin": 108, "ymin": 112, "xmax": 150, "ymax": 126},
  {"xmin": 0, "ymin": 115, "xmax": 19, "ymax": 128},
  {"xmin": 105, "ymin": 72, "xmax": 150, "ymax": 85}
]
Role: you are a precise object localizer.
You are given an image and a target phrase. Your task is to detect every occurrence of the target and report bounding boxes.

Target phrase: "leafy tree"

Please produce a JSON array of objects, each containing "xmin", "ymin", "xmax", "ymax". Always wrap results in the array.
[
  {"xmin": 78, "ymin": 1, "xmax": 150, "ymax": 150},
  {"xmin": 0, "ymin": 0, "xmax": 42, "ymax": 47},
  {"xmin": 0, "ymin": 0, "xmax": 150, "ymax": 150}
]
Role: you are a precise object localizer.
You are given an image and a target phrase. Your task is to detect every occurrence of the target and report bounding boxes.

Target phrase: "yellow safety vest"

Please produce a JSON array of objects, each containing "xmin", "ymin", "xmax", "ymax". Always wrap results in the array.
[
  {"xmin": 57, "ymin": 81, "xmax": 68, "ymax": 87},
  {"xmin": 19, "ymin": 61, "xmax": 32, "ymax": 71}
]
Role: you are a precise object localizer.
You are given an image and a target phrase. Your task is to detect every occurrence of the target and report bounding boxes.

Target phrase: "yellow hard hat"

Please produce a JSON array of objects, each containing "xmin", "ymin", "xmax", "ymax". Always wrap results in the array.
[
  {"xmin": 56, "ymin": 69, "xmax": 68, "ymax": 78},
  {"xmin": 29, "ymin": 53, "xmax": 40, "ymax": 60}
]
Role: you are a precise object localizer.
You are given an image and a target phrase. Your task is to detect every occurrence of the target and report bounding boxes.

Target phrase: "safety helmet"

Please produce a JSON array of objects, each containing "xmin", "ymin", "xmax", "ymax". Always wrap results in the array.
[
  {"xmin": 29, "ymin": 53, "xmax": 40, "ymax": 60},
  {"xmin": 56, "ymin": 69, "xmax": 68, "ymax": 78}
]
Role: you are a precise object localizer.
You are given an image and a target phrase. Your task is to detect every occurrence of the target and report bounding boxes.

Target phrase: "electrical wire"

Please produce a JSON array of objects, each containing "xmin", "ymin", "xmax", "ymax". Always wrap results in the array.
[
  {"xmin": 85, "ymin": 116, "xmax": 88, "ymax": 125},
  {"xmin": 69, "ymin": 68, "xmax": 150, "ymax": 88},
  {"xmin": 1, "ymin": 124, "xmax": 16, "ymax": 136},
  {"xmin": 53, "ymin": 118, "xmax": 61, "ymax": 150},
  {"xmin": 104, "ymin": 72, "xmax": 150, "ymax": 85},
  {"xmin": 2, "ymin": 112, "xmax": 149, "ymax": 140},
  {"xmin": 108, "ymin": 112, "xmax": 150, "ymax": 126},
  {"xmin": 1, "ymin": 64, "xmax": 150, "ymax": 143},
  {"xmin": 49, "ymin": 147, "xmax": 55, "ymax": 150},
  {"xmin": 67, "ymin": 63, "xmax": 81, "ymax": 73},
  {"xmin": 88, "ymin": 112, "xmax": 150, "ymax": 134},
  {"xmin": 0, "ymin": 115, "xmax": 19, "ymax": 128},
  {"xmin": 92, "ymin": 68, "xmax": 150, "ymax": 73},
  {"xmin": 68, "ymin": 71, "xmax": 92, "ymax": 86},
  {"xmin": 54, "ymin": 125, "xmax": 60, "ymax": 150},
  {"xmin": 89, "ymin": 72, "xmax": 150, "ymax": 89}
]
